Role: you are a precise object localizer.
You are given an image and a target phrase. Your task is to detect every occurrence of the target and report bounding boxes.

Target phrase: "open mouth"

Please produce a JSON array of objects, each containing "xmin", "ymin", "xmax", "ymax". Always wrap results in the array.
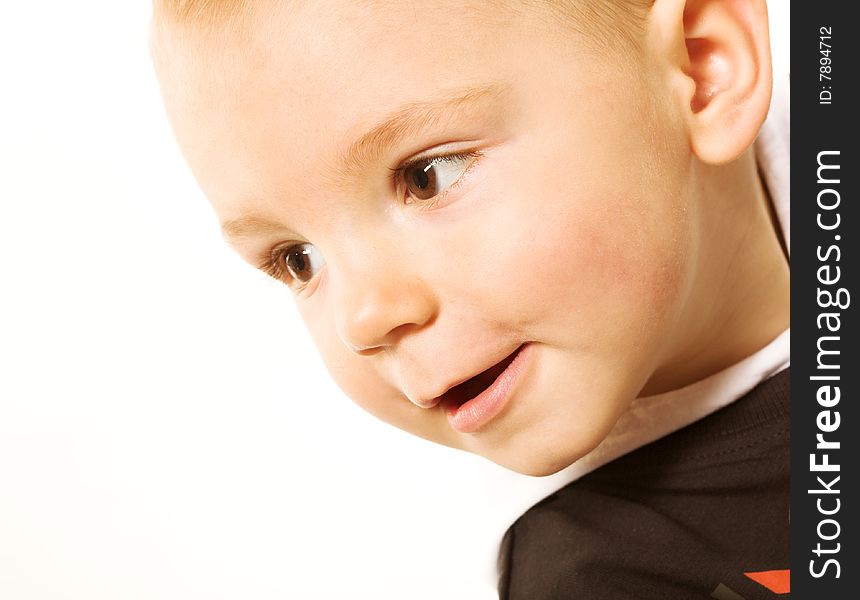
[{"xmin": 439, "ymin": 345, "xmax": 525, "ymax": 408}]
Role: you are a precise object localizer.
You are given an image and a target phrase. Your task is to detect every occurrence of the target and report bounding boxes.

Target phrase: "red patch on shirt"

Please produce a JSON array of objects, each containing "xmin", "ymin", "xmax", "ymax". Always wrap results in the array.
[{"xmin": 744, "ymin": 570, "xmax": 790, "ymax": 594}]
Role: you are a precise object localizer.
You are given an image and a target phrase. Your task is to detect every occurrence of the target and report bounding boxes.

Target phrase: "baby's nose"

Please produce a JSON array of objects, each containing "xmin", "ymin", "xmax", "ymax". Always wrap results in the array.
[
  {"xmin": 403, "ymin": 390, "xmax": 443, "ymax": 410},
  {"xmin": 334, "ymin": 273, "xmax": 436, "ymax": 355}
]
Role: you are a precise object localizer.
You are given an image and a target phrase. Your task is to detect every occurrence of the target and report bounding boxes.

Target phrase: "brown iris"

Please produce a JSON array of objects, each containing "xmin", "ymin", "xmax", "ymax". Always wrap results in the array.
[
  {"xmin": 283, "ymin": 244, "xmax": 316, "ymax": 283},
  {"xmin": 403, "ymin": 161, "xmax": 438, "ymax": 200}
]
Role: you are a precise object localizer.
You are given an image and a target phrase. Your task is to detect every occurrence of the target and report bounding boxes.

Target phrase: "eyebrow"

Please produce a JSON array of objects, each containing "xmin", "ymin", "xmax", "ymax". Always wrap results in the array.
[
  {"xmin": 221, "ymin": 215, "xmax": 289, "ymax": 245},
  {"xmin": 334, "ymin": 82, "xmax": 508, "ymax": 183},
  {"xmin": 221, "ymin": 82, "xmax": 507, "ymax": 243}
]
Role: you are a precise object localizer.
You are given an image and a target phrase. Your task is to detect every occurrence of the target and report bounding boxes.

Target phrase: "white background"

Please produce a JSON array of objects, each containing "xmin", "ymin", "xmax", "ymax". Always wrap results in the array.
[{"xmin": 0, "ymin": 2, "xmax": 788, "ymax": 599}]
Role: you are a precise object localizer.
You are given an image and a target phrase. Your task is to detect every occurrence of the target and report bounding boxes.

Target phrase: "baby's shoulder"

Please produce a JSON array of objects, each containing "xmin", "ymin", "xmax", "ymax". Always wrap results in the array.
[{"xmin": 498, "ymin": 370, "xmax": 790, "ymax": 600}]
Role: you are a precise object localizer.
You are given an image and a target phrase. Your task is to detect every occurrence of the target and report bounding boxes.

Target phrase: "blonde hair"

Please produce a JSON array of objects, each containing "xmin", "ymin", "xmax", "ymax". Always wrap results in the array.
[
  {"xmin": 154, "ymin": 0, "xmax": 251, "ymax": 26},
  {"xmin": 153, "ymin": 0, "xmax": 654, "ymax": 52}
]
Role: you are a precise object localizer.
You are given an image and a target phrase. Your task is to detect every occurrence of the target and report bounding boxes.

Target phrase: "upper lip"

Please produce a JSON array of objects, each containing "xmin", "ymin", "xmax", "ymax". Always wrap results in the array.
[{"xmin": 411, "ymin": 344, "xmax": 525, "ymax": 409}]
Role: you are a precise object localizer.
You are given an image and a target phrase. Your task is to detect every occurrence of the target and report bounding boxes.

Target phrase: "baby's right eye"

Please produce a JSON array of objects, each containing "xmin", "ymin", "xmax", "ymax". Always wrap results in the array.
[
  {"xmin": 396, "ymin": 150, "xmax": 481, "ymax": 206},
  {"xmin": 267, "ymin": 242, "xmax": 326, "ymax": 288}
]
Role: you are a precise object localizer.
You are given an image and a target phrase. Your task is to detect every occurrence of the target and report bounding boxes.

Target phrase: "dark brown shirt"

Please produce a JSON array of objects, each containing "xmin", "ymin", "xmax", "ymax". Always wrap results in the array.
[{"xmin": 498, "ymin": 369, "xmax": 790, "ymax": 600}]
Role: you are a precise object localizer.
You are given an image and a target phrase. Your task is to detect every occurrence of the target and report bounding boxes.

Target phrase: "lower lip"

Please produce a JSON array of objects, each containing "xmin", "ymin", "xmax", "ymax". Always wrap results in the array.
[{"xmin": 443, "ymin": 343, "xmax": 532, "ymax": 434}]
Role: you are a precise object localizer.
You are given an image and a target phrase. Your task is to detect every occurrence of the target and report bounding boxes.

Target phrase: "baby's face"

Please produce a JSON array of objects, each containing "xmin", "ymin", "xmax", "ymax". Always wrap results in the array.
[{"xmin": 158, "ymin": 0, "xmax": 696, "ymax": 475}]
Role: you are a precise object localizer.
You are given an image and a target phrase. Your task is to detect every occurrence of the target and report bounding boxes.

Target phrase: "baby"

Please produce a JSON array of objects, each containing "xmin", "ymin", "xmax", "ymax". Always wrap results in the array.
[{"xmin": 151, "ymin": 1, "xmax": 790, "ymax": 597}]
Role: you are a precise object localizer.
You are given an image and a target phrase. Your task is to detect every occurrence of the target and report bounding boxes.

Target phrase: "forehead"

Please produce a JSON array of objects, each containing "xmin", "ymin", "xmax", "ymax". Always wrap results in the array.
[{"xmin": 155, "ymin": 0, "xmax": 602, "ymax": 219}]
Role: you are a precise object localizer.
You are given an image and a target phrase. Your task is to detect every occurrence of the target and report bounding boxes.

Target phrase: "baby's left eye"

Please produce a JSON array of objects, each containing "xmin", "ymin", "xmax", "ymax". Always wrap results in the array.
[
  {"xmin": 399, "ymin": 152, "xmax": 479, "ymax": 203},
  {"xmin": 263, "ymin": 242, "xmax": 325, "ymax": 291}
]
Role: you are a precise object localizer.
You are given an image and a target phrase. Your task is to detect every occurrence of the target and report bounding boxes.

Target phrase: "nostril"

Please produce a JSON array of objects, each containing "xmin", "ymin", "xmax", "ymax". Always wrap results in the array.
[
  {"xmin": 342, "ymin": 339, "xmax": 384, "ymax": 356},
  {"xmin": 407, "ymin": 393, "xmax": 442, "ymax": 409}
]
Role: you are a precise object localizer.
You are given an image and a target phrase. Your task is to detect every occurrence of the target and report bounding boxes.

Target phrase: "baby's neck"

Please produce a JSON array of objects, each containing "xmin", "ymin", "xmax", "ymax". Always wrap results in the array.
[{"xmin": 642, "ymin": 149, "xmax": 790, "ymax": 396}]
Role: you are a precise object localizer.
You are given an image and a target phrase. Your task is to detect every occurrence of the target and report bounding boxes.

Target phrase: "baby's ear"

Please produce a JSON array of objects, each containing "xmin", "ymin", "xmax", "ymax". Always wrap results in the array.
[{"xmin": 649, "ymin": 0, "xmax": 773, "ymax": 165}]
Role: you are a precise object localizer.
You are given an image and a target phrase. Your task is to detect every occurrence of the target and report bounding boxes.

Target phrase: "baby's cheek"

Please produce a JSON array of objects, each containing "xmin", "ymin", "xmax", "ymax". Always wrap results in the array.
[
  {"xmin": 302, "ymin": 318, "xmax": 377, "ymax": 407},
  {"xmin": 515, "ymin": 188, "xmax": 691, "ymax": 348},
  {"xmin": 590, "ymin": 208, "xmax": 688, "ymax": 325}
]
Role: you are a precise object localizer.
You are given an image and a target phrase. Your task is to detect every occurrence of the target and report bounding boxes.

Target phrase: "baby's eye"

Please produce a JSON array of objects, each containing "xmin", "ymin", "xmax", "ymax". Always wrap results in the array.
[
  {"xmin": 399, "ymin": 151, "xmax": 479, "ymax": 203},
  {"xmin": 275, "ymin": 243, "xmax": 325, "ymax": 286}
]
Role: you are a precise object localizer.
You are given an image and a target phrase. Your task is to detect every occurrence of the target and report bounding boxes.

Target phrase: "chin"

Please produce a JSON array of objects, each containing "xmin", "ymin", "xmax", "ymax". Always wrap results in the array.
[
  {"xmin": 513, "ymin": 460, "xmax": 574, "ymax": 478},
  {"xmin": 485, "ymin": 445, "xmax": 586, "ymax": 478},
  {"xmin": 481, "ymin": 423, "xmax": 614, "ymax": 477},
  {"xmin": 486, "ymin": 399, "xmax": 639, "ymax": 475}
]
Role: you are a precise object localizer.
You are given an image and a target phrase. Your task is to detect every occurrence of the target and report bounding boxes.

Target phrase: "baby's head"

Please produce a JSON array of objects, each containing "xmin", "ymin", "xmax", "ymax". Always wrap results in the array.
[{"xmin": 152, "ymin": 0, "xmax": 775, "ymax": 475}]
